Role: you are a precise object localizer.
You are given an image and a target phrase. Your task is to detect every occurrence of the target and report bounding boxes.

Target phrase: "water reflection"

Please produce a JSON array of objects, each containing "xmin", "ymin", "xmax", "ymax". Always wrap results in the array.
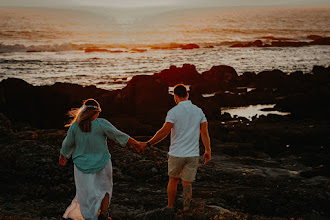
[{"xmin": 222, "ymin": 104, "xmax": 290, "ymax": 120}]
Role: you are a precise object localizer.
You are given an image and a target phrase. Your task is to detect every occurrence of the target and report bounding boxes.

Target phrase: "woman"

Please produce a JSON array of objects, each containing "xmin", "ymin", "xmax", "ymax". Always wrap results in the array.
[{"xmin": 59, "ymin": 98, "xmax": 140, "ymax": 220}]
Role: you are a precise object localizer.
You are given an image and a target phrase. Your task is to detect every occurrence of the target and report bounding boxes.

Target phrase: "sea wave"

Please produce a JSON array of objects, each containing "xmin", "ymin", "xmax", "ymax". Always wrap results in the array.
[
  {"xmin": 0, "ymin": 36, "xmax": 323, "ymax": 53},
  {"xmin": 0, "ymin": 43, "xmax": 83, "ymax": 53},
  {"xmin": 0, "ymin": 42, "xmax": 207, "ymax": 53}
]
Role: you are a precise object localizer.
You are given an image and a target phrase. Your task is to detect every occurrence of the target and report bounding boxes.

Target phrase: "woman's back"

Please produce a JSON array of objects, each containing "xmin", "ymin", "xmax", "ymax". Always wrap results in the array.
[{"xmin": 61, "ymin": 118, "xmax": 129, "ymax": 173}]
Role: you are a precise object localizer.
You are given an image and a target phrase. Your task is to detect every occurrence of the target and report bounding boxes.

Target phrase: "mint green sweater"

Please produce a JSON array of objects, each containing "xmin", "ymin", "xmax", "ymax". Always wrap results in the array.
[{"xmin": 60, "ymin": 118, "xmax": 129, "ymax": 173}]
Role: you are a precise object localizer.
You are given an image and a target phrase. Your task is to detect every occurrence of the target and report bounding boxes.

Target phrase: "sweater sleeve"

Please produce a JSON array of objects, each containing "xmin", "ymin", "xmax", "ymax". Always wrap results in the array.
[
  {"xmin": 60, "ymin": 124, "xmax": 76, "ymax": 159},
  {"xmin": 100, "ymin": 119, "xmax": 130, "ymax": 147}
]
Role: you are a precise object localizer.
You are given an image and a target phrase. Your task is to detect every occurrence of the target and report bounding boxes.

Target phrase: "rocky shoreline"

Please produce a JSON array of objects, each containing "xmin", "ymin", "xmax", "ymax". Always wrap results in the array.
[{"xmin": 0, "ymin": 64, "xmax": 330, "ymax": 219}]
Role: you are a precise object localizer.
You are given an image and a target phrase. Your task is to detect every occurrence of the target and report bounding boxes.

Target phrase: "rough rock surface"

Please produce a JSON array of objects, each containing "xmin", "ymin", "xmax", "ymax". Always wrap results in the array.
[{"xmin": 0, "ymin": 113, "xmax": 329, "ymax": 219}]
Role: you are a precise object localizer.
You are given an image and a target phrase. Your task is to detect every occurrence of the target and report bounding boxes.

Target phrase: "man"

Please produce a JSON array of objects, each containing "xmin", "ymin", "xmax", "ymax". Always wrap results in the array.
[{"xmin": 141, "ymin": 84, "xmax": 211, "ymax": 211}]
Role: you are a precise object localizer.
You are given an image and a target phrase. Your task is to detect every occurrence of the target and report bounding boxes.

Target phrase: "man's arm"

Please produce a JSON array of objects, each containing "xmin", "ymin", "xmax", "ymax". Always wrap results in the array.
[
  {"xmin": 142, "ymin": 122, "xmax": 173, "ymax": 149},
  {"xmin": 200, "ymin": 121, "xmax": 211, "ymax": 164}
]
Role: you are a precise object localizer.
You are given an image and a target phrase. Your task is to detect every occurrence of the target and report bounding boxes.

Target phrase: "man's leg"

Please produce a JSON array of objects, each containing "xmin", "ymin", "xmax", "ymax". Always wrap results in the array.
[
  {"xmin": 167, "ymin": 177, "xmax": 180, "ymax": 208},
  {"xmin": 181, "ymin": 180, "xmax": 192, "ymax": 211}
]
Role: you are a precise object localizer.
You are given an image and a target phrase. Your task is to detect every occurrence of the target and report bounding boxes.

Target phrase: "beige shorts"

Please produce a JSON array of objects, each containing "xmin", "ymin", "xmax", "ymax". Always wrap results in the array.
[{"xmin": 168, "ymin": 155, "xmax": 199, "ymax": 182}]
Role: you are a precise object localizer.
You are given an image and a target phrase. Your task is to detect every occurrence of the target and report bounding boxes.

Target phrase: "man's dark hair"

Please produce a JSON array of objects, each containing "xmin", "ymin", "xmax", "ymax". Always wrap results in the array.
[{"xmin": 174, "ymin": 84, "xmax": 188, "ymax": 98}]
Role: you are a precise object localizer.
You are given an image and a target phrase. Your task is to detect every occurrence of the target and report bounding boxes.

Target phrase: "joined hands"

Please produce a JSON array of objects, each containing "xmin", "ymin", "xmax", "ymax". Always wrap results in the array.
[{"xmin": 130, "ymin": 141, "xmax": 149, "ymax": 152}]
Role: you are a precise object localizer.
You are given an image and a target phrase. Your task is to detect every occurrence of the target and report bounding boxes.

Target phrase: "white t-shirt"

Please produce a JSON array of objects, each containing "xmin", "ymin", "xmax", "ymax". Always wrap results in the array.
[{"xmin": 165, "ymin": 100, "xmax": 207, "ymax": 157}]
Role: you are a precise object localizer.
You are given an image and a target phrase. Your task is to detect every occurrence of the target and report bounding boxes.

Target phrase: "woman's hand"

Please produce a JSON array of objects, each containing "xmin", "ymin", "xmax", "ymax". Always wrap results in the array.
[{"xmin": 59, "ymin": 153, "xmax": 67, "ymax": 166}]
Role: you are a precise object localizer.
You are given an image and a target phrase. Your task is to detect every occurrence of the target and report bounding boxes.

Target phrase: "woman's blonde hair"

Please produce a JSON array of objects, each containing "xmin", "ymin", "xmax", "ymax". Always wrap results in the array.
[{"xmin": 66, "ymin": 98, "xmax": 102, "ymax": 132}]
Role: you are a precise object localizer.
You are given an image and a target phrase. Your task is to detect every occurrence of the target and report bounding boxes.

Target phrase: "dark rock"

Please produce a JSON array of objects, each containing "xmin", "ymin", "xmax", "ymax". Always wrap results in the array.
[
  {"xmin": 120, "ymin": 75, "xmax": 170, "ymax": 126},
  {"xmin": 255, "ymin": 69, "xmax": 287, "ymax": 89},
  {"xmin": 230, "ymin": 43, "xmax": 248, "ymax": 48},
  {"xmin": 271, "ymin": 41, "xmax": 309, "ymax": 47},
  {"xmin": 311, "ymin": 37, "xmax": 330, "ymax": 45},
  {"xmin": 300, "ymin": 164, "xmax": 330, "ymax": 178},
  {"xmin": 150, "ymin": 43, "xmax": 200, "ymax": 50},
  {"xmin": 0, "ymin": 113, "xmax": 12, "ymax": 136},
  {"xmin": 131, "ymin": 48, "xmax": 148, "ymax": 53},
  {"xmin": 238, "ymin": 72, "xmax": 257, "ymax": 87},
  {"xmin": 252, "ymin": 40, "xmax": 263, "ymax": 47},
  {"xmin": 261, "ymin": 36, "xmax": 292, "ymax": 41},
  {"xmin": 289, "ymin": 71, "xmax": 304, "ymax": 79},
  {"xmin": 0, "ymin": 78, "xmax": 108, "ymax": 128},
  {"xmin": 85, "ymin": 47, "xmax": 109, "ymax": 52},
  {"xmin": 137, "ymin": 207, "xmax": 175, "ymax": 220},
  {"xmin": 275, "ymin": 85, "xmax": 330, "ymax": 119},
  {"xmin": 196, "ymin": 65, "xmax": 238, "ymax": 93},
  {"xmin": 153, "ymin": 64, "xmax": 202, "ymax": 86},
  {"xmin": 312, "ymin": 65, "xmax": 330, "ymax": 80},
  {"xmin": 307, "ymin": 35, "xmax": 323, "ymax": 41},
  {"xmin": 219, "ymin": 112, "xmax": 233, "ymax": 121},
  {"xmin": 180, "ymin": 43, "xmax": 200, "ymax": 50}
]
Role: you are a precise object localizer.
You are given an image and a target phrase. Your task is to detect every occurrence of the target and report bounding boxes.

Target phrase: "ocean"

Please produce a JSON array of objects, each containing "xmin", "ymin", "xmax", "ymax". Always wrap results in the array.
[{"xmin": 0, "ymin": 6, "xmax": 329, "ymax": 90}]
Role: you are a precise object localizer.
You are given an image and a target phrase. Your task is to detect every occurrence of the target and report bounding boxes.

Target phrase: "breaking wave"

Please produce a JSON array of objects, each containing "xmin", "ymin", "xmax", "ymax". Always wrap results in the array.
[{"xmin": 0, "ymin": 43, "xmax": 83, "ymax": 53}]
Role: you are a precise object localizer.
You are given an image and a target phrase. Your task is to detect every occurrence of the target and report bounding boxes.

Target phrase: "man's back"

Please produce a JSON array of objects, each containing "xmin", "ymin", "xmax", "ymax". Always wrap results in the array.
[{"xmin": 166, "ymin": 100, "xmax": 207, "ymax": 157}]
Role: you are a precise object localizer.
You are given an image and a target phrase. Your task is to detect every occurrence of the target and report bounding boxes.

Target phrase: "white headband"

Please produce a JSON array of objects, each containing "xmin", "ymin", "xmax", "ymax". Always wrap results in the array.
[
  {"xmin": 80, "ymin": 105, "xmax": 101, "ymax": 113},
  {"xmin": 84, "ymin": 105, "xmax": 100, "ymax": 110}
]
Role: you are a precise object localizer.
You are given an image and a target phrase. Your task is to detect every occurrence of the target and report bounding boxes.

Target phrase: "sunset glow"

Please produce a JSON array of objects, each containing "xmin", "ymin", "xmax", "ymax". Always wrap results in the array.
[{"xmin": 0, "ymin": 0, "xmax": 329, "ymax": 8}]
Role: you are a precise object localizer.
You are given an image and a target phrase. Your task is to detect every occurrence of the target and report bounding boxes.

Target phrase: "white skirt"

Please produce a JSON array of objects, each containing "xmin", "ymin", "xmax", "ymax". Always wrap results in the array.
[{"xmin": 63, "ymin": 160, "xmax": 113, "ymax": 220}]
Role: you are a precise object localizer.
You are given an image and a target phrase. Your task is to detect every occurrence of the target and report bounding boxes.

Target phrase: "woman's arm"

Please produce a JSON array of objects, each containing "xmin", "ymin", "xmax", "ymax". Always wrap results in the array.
[
  {"xmin": 101, "ymin": 119, "xmax": 140, "ymax": 150},
  {"xmin": 59, "ymin": 124, "xmax": 76, "ymax": 163},
  {"xmin": 59, "ymin": 153, "xmax": 66, "ymax": 166}
]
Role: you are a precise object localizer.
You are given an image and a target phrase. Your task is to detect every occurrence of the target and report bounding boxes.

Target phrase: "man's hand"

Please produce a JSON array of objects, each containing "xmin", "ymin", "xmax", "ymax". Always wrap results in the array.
[
  {"xmin": 203, "ymin": 151, "xmax": 211, "ymax": 165},
  {"xmin": 59, "ymin": 154, "xmax": 66, "ymax": 166},
  {"xmin": 139, "ymin": 142, "xmax": 148, "ymax": 151}
]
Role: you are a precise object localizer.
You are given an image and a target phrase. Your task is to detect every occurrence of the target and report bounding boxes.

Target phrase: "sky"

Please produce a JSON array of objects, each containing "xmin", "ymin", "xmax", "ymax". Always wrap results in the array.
[{"xmin": 0, "ymin": 0, "xmax": 330, "ymax": 8}]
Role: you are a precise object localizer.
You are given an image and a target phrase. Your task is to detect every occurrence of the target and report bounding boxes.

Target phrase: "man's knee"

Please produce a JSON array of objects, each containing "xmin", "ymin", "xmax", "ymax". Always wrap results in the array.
[
  {"xmin": 169, "ymin": 177, "xmax": 180, "ymax": 184},
  {"xmin": 181, "ymin": 180, "xmax": 192, "ymax": 186}
]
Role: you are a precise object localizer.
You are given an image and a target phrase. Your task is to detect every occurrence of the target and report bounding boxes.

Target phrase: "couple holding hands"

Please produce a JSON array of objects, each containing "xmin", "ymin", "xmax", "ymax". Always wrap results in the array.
[{"xmin": 59, "ymin": 84, "xmax": 211, "ymax": 220}]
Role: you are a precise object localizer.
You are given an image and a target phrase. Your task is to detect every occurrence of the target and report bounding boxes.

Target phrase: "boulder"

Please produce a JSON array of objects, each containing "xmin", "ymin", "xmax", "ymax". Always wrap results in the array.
[
  {"xmin": 0, "ymin": 78, "xmax": 108, "ymax": 128},
  {"xmin": 196, "ymin": 65, "xmax": 238, "ymax": 93},
  {"xmin": 120, "ymin": 75, "xmax": 170, "ymax": 126},
  {"xmin": 254, "ymin": 69, "xmax": 287, "ymax": 89},
  {"xmin": 153, "ymin": 64, "xmax": 202, "ymax": 86},
  {"xmin": 237, "ymin": 72, "xmax": 257, "ymax": 87}
]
